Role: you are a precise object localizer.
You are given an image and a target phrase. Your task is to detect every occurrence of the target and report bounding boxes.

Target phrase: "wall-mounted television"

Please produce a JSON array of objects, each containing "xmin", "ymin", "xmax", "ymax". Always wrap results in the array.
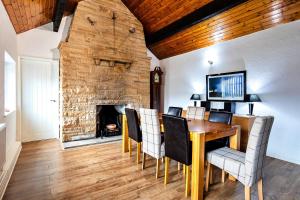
[{"xmin": 206, "ymin": 71, "xmax": 246, "ymax": 102}]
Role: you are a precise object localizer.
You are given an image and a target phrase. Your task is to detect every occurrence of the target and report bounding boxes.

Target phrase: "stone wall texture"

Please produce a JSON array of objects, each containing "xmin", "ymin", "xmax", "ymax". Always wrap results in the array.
[{"xmin": 59, "ymin": 0, "xmax": 150, "ymax": 142}]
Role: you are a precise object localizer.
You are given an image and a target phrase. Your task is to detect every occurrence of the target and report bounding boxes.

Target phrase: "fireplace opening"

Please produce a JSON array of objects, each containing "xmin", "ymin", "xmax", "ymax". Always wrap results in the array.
[{"xmin": 96, "ymin": 105, "xmax": 125, "ymax": 138}]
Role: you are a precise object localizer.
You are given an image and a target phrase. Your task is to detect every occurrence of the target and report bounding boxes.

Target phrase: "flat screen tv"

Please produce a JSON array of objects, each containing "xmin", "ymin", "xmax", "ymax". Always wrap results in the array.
[{"xmin": 206, "ymin": 71, "xmax": 246, "ymax": 101}]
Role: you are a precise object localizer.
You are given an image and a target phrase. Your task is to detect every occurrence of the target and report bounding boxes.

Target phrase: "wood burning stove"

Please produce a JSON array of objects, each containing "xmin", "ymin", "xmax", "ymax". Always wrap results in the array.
[{"xmin": 96, "ymin": 105, "xmax": 125, "ymax": 138}]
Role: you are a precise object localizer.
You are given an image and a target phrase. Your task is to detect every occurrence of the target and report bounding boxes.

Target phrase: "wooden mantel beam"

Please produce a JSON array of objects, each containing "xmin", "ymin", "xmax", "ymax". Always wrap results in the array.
[
  {"xmin": 53, "ymin": 0, "xmax": 67, "ymax": 32},
  {"xmin": 146, "ymin": 0, "xmax": 248, "ymax": 46}
]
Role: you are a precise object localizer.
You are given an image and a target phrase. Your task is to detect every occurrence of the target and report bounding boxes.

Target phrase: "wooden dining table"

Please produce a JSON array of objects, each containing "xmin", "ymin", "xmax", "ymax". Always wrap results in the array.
[{"xmin": 122, "ymin": 114, "xmax": 240, "ymax": 200}]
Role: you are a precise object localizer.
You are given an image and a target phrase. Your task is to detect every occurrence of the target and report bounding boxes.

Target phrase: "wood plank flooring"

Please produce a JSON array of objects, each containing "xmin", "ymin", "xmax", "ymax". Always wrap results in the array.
[{"xmin": 3, "ymin": 139, "xmax": 300, "ymax": 200}]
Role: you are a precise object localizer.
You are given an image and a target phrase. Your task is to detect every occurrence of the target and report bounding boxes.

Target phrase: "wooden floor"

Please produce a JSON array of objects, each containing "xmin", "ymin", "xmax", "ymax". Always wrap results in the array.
[{"xmin": 4, "ymin": 140, "xmax": 300, "ymax": 200}]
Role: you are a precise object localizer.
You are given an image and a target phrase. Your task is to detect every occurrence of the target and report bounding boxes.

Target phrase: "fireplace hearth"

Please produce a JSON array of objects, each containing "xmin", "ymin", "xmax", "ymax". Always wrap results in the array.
[{"xmin": 96, "ymin": 105, "xmax": 125, "ymax": 138}]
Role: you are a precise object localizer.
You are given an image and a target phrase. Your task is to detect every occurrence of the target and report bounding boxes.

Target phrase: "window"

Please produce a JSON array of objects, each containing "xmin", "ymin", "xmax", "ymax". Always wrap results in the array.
[{"xmin": 4, "ymin": 51, "xmax": 16, "ymax": 115}]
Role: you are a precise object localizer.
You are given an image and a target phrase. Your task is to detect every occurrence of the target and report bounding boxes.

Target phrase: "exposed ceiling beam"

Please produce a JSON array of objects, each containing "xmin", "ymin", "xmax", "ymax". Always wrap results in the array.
[
  {"xmin": 146, "ymin": 0, "xmax": 248, "ymax": 46},
  {"xmin": 53, "ymin": 0, "xmax": 67, "ymax": 32}
]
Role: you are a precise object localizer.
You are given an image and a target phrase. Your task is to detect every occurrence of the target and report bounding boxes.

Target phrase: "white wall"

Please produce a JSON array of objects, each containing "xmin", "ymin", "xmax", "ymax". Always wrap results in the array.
[
  {"xmin": 160, "ymin": 20, "xmax": 300, "ymax": 165},
  {"xmin": 0, "ymin": 1, "xmax": 20, "ymax": 152},
  {"xmin": 147, "ymin": 49, "xmax": 160, "ymax": 70},
  {"xmin": 0, "ymin": 2, "xmax": 21, "ymax": 198},
  {"xmin": 17, "ymin": 16, "xmax": 72, "ymax": 60}
]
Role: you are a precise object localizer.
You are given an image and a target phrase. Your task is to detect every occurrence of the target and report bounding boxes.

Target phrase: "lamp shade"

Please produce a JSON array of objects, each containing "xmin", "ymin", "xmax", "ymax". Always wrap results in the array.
[
  {"xmin": 246, "ymin": 94, "xmax": 262, "ymax": 102},
  {"xmin": 190, "ymin": 94, "xmax": 201, "ymax": 100}
]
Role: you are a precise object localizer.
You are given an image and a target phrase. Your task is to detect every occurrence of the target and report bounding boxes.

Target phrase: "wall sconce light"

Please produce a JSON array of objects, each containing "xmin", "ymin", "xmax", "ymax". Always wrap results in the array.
[
  {"xmin": 87, "ymin": 17, "xmax": 96, "ymax": 26},
  {"xmin": 129, "ymin": 27, "xmax": 136, "ymax": 34},
  {"xmin": 208, "ymin": 60, "xmax": 213, "ymax": 66}
]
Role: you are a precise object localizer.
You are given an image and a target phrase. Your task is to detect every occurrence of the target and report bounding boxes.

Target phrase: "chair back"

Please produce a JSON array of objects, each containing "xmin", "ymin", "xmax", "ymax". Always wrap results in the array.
[
  {"xmin": 167, "ymin": 107, "xmax": 183, "ymax": 117},
  {"xmin": 245, "ymin": 116, "xmax": 274, "ymax": 186},
  {"xmin": 207, "ymin": 111, "xmax": 233, "ymax": 149},
  {"xmin": 125, "ymin": 108, "xmax": 142, "ymax": 142},
  {"xmin": 162, "ymin": 114, "xmax": 192, "ymax": 165},
  {"xmin": 208, "ymin": 111, "xmax": 233, "ymax": 125},
  {"xmin": 186, "ymin": 106, "xmax": 205, "ymax": 120},
  {"xmin": 140, "ymin": 108, "xmax": 164, "ymax": 159}
]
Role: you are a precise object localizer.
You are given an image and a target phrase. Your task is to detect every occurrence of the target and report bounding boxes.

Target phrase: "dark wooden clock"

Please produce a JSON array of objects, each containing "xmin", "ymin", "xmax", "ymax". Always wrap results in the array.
[{"xmin": 150, "ymin": 66, "xmax": 163, "ymax": 112}]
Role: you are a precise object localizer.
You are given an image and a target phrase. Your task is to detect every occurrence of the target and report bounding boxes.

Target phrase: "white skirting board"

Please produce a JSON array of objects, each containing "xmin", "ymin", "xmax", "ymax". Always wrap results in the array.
[{"xmin": 0, "ymin": 142, "xmax": 21, "ymax": 199}]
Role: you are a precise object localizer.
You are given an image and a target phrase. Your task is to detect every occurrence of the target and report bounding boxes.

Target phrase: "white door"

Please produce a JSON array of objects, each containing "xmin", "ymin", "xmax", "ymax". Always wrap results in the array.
[{"xmin": 21, "ymin": 57, "xmax": 59, "ymax": 142}]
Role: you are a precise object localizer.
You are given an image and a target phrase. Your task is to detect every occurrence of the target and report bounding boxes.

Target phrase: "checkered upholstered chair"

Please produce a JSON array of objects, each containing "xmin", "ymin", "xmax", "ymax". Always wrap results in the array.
[
  {"xmin": 140, "ymin": 108, "xmax": 165, "ymax": 179},
  {"xmin": 205, "ymin": 116, "xmax": 274, "ymax": 200},
  {"xmin": 186, "ymin": 106, "xmax": 205, "ymax": 120}
]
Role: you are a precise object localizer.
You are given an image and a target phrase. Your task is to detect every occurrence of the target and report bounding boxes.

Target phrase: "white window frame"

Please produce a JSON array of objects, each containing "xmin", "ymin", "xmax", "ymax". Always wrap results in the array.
[{"xmin": 4, "ymin": 51, "xmax": 16, "ymax": 116}]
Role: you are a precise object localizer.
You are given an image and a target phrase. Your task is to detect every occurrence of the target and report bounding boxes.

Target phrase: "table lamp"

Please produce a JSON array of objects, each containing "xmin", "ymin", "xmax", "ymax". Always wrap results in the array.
[
  {"xmin": 246, "ymin": 94, "xmax": 262, "ymax": 115},
  {"xmin": 190, "ymin": 94, "xmax": 201, "ymax": 107}
]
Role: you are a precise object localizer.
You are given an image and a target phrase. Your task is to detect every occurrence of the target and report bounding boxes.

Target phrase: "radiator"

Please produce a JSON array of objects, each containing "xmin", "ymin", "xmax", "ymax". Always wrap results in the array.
[{"xmin": 0, "ymin": 124, "xmax": 6, "ymax": 172}]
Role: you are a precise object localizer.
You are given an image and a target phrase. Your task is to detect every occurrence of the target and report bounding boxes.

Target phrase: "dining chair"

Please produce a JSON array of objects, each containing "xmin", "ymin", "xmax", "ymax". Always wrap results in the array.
[
  {"xmin": 140, "ymin": 108, "xmax": 165, "ymax": 179},
  {"xmin": 208, "ymin": 110, "xmax": 233, "ymax": 124},
  {"xmin": 206, "ymin": 111, "xmax": 233, "ymax": 152},
  {"xmin": 162, "ymin": 114, "xmax": 192, "ymax": 197},
  {"xmin": 167, "ymin": 106, "xmax": 183, "ymax": 117},
  {"xmin": 206, "ymin": 116, "xmax": 274, "ymax": 200},
  {"xmin": 186, "ymin": 106, "xmax": 205, "ymax": 120},
  {"xmin": 125, "ymin": 108, "xmax": 142, "ymax": 164}
]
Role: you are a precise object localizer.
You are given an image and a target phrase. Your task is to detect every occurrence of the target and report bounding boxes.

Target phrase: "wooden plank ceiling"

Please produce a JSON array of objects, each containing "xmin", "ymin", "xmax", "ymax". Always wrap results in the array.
[
  {"xmin": 2, "ymin": 0, "xmax": 300, "ymax": 59},
  {"xmin": 121, "ymin": 0, "xmax": 213, "ymax": 35},
  {"xmin": 1, "ymin": 0, "xmax": 81, "ymax": 33},
  {"xmin": 123, "ymin": 0, "xmax": 300, "ymax": 59}
]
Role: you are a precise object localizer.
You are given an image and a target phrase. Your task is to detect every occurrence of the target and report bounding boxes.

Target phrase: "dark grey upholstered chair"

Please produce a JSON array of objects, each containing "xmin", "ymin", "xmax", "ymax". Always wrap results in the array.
[
  {"xmin": 167, "ymin": 106, "xmax": 183, "ymax": 117},
  {"xmin": 208, "ymin": 111, "xmax": 233, "ymax": 124},
  {"xmin": 162, "ymin": 114, "xmax": 192, "ymax": 197},
  {"xmin": 125, "ymin": 108, "xmax": 142, "ymax": 163},
  {"xmin": 206, "ymin": 111, "xmax": 233, "ymax": 152},
  {"xmin": 206, "ymin": 116, "xmax": 274, "ymax": 200}
]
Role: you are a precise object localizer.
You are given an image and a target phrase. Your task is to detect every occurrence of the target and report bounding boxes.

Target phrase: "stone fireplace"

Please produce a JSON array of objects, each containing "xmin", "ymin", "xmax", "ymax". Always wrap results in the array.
[
  {"xmin": 96, "ymin": 105, "xmax": 125, "ymax": 138},
  {"xmin": 59, "ymin": 0, "xmax": 150, "ymax": 142}
]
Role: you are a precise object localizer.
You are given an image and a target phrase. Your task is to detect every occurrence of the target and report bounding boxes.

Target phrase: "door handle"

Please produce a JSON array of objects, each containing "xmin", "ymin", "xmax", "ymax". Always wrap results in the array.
[{"xmin": 50, "ymin": 100, "xmax": 56, "ymax": 102}]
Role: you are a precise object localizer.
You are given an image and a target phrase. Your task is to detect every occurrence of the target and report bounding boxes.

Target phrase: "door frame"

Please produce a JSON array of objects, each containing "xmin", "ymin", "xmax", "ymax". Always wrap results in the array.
[{"xmin": 19, "ymin": 56, "xmax": 60, "ymax": 142}]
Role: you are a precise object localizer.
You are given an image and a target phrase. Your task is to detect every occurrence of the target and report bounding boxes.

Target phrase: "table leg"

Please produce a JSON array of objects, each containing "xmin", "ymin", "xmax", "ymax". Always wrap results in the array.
[
  {"xmin": 122, "ymin": 115, "xmax": 129, "ymax": 153},
  {"xmin": 229, "ymin": 126, "xmax": 241, "ymax": 181},
  {"xmin": 185, "ymin": 165, "xmax": 191, "ymax": 197},
  {"xmin": 191, "ymin": 133, "xmax": 205, "ymax": 200}
]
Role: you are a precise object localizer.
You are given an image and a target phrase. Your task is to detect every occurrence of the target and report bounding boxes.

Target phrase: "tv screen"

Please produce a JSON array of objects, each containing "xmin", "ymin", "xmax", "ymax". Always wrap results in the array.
[{"xmin": 206, "ymin": 71, "xmax": 246, "ymax": 101}]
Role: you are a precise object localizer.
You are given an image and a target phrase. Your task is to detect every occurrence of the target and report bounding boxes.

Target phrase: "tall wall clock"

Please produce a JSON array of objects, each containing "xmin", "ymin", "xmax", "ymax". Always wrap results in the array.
[{"xmin": 150, "ymin": 67, "xmax": 163, "ymax": 112}]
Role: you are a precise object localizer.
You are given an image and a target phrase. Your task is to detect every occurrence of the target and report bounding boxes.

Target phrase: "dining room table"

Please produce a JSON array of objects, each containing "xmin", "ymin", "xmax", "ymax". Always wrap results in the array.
[{"xmin": 122, "ymin": 113, "xmax": 240, "ymax": 200}]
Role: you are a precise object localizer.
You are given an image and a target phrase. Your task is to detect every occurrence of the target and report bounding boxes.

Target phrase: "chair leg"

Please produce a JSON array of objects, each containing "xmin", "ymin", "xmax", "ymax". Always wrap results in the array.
[
  {"xmin": 257, "ymin": 179, "xmax": 264, "ymax": 200},
  {"xmin": 136, "ymin": 142, "xmax": 141, "ymax": 164},
  {"xmin": 164, "ymin": 157, "xmax": 170, "ymax": 185},
  {"xmin": 183, "ymin": 164, "xmax": 186, "ymax": 176},
  {"xmin": 222, "ymin": 170, "xmax": 226, "ymax": 183},
  {"xmin": 209, "ymin": 165, "xmax": 213, "ymax": 184},
  {"xmin": 185, "ymin": 165, "xmax": 191, "ymax": 197},
  {"xmin": 245, "ymin": 186, "xmax": 251, "ymax": 200},
  {"xmin": 178, "ymin": 162, "xmax": 181, "ymax": 172},
  {"xmin": 142, "ymin": 152, "xmax": 146, "ymax": 170},
  {"xmin": 156, "ymin": 158, "xmax": 160, "ymax": 179},
  {"xmin": 205, "ymin": 162, "xmax": 211, "ymax": 192},
  {"xmin": 128, "ymin": 139, "xmax": 132, "ymax": 157}
]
